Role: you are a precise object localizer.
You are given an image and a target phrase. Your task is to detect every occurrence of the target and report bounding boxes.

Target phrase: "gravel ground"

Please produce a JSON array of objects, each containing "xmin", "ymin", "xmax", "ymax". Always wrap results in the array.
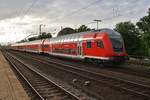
[{"xmin": 8, "ymin": 50, "xmax": 150, "ymax": 100}]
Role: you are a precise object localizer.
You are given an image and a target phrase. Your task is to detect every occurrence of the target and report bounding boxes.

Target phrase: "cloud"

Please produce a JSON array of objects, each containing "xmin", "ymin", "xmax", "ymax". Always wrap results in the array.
[{"xmin": 0, "ymin": 0, "xmax": 150, "ymax": 43}]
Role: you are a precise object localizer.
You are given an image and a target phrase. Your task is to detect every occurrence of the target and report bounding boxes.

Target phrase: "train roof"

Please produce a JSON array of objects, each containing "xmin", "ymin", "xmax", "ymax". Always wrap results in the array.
[
  {"xmin": 97, "ymin": 28, "xmax": 121, "ymax": 37},
  {"xmin": 11, "ymin": 28, "xmax": 121, "ymax": 46},
  {"xmin": 53, "ymin": 28, "xmax": 120, "ymax": 39},
  {"xmin": 25, "ymin": 39, "xmax": 43, "ymax": 45},
  {"xmin": 49, "ymin": 28, "xmax": 121, "ymax": 43},
  {"xmin": 11, "ymin": 39, "xmax": 43, "ymax": 46}
]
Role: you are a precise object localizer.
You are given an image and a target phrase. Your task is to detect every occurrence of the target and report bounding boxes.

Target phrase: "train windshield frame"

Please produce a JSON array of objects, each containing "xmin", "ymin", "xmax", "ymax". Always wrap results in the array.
[
  {"xmin": 100, "ymin": 29, "xmax": 124, "ymax": 53},
  {"xmin": 109, "ymin": 31, "xmax": 124, "ymax": 53},
  {"xmin": 110, "ymin": 37, "xmax": 123, "ymax": 52}
]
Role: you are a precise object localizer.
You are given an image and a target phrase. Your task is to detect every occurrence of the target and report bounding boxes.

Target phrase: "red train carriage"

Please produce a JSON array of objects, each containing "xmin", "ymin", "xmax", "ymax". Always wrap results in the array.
[
  {"xmin": 11, "ymin": 42, "xmax": 27, "ymax": 51},
  {"xmin": 11, "ymin": 28, "xmax": 128, "ymax": 64},
  {"xmin": 43, "ymin": 28, "xmax": 127, "ymax": 63},
  {"xmin": 12, "ymin": 40, "xmax": 43, "ymax": 53}
]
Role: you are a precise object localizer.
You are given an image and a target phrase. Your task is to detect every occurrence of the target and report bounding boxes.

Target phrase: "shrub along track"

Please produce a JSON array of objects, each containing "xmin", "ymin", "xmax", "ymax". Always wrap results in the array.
[{"xmin": 6, "ymin": 50, "xmax": 150, "ymax": 100}]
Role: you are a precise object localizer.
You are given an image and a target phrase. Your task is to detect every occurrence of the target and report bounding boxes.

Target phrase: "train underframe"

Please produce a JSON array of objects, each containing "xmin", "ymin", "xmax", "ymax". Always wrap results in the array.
[
  {"xmin": 85, "ymin": 56, "xmax": 128, "ymax": 65},
  {"xmin": 11, "ymin": 49, "xmax": 128, "ymax": 65}
]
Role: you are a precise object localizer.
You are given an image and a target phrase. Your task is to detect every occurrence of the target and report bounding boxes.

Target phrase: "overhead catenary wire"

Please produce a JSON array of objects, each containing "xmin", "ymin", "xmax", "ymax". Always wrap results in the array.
[
  {"xmin": 76, "ymin": 6, "xmax": 148, "ymax": 28},
  {"xmin": 49, "ymin": 0, "xmax": 101, "ymax": 23},
  {"xmin": 46, "ymin": 0, "xmax": 146, "ymax": 30},
  {"xmin": 14, "ymin": 0, "xmax": 148, "ymax": 34},
  {"xmin": 15, "ymin": 0, "xmax": 40, "ymax": 36},
  {"xmin": 19, "ymin": 0, "xmax": 39, "ymax": 21}
]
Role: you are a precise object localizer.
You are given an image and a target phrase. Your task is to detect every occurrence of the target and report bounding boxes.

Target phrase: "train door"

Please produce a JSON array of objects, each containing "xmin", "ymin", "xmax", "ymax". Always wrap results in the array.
[
  {"xmin": 41, "ymin": 40, "xmax": 45, "ymax": 53},
  {"xmin": 77, "ymin": 41, "xmax": 82, "ymax": 56},
  {"xmin": 49, "ymin": 44, "xmax": 52, "ymax": 53}
]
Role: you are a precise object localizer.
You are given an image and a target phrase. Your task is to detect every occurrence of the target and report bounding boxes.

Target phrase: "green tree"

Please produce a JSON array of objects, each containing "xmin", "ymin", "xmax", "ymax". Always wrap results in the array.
[
  {"xmin": 136, "ymin": 8, "xmax": 150, "ymax": 56},
  {"xmin": 57, "ymin": 28, "xmax": 76, "ymax": 36},
  {"xmin": 136, "ymin": 8, "xmax": 150, "ymax": 33},
  {"xmin": 28, "ymin": 37, "xmax": 38, "ymax": 41},
  {"xmin": 38, "ymin": 32, "xmax": 52, "ymax": 39},
  {"xmin": 75, "ymin": 25, "xmax": 91, "ymax": 32},
  {"xmin": 19, "ymin": 39, "xmax": 27, "ymax": 42},
  {"xmin": 27, "ymin": 32, "xmax": 52, "ymax": 41},
  {"xmin": 115, "ymin": 21, "xmax": 143, "ymax": 55}
]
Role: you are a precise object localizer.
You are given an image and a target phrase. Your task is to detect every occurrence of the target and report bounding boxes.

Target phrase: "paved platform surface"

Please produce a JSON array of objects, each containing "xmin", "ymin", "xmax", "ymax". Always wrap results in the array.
[{"xmin": 0, "ymin": 51, "xmax": 29, "ymax": 100}]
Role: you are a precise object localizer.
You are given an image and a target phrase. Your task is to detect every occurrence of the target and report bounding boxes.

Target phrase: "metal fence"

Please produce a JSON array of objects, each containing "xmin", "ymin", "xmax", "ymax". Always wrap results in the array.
[{"xmin": 128, "ymin": 55, "xmax": 150, "ymax": 66}]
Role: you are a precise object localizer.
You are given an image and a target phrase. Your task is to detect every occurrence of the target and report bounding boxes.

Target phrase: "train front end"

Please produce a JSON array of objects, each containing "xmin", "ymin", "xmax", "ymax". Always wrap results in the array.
[{"xmin": 103, "ymin": 29, "xmax": 128, "ymax": 63}]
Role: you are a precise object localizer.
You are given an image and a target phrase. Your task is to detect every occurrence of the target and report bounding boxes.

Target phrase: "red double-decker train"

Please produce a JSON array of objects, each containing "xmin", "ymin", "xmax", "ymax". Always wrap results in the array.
[{"xmin": 11, "ymin": 28, "xmax": 128, "ymax": 64}]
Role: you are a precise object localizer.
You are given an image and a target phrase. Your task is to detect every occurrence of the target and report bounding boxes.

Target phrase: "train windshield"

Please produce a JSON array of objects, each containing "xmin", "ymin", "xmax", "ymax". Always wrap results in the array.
[
  {"xmin": 110, "ymin": 37, "xmax": 123, "ymax": 52},
  {"xmin": 100, "ymin": 29, "xmax": 124, "ymax": 52},
  {"xmin": 109, "ymin": 31, "xmax": 123, "ymax": 52}
]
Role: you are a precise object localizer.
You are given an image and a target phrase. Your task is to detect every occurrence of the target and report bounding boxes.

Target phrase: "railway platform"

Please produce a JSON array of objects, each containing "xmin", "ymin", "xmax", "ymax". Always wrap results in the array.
[{"xmin": 0, "ymin": 51, "xmax": 29, "ymax": 100}]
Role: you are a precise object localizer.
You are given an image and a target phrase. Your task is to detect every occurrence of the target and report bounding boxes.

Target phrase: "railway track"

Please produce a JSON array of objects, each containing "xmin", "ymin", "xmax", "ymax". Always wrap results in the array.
[
  {"xmin": 10, "ymin": 50, "xmax": 150, "ymax": 78},
  {"xmin": 31, "ymin": 56, "xmax": 150, "ymax": 98},
  {"xmin": 12, "ymin": 50, "xmax": 150, "ymax": 79},
  {"xmin": 9, "ymin": 51, "xmax": 150, "ymax": 100},
  {"xmin": 4, "ymin": 52, "xmax": 81, "ymax": 100}
]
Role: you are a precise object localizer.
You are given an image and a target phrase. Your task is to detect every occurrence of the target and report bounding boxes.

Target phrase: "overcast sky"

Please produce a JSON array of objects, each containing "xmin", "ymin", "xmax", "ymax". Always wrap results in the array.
[{"xmin": 0, "ymin": 0, "xmax": 149, "ymax": 44}]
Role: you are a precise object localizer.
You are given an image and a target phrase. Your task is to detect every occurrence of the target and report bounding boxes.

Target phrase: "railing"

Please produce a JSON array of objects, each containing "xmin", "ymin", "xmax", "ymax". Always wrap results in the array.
[{"xmin": 128, "ymin": 55, "xmax": 150, "ymax": 66}]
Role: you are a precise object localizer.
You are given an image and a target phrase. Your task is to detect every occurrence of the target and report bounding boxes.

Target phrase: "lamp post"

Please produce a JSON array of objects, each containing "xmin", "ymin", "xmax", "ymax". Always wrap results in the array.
[
  {"xmin": 93, "ymin": 19, "xmax": 102, "ymax": 30},
  {"xmin": 39, "ymin": 24, "xmax": 45, "ymax": 34}
]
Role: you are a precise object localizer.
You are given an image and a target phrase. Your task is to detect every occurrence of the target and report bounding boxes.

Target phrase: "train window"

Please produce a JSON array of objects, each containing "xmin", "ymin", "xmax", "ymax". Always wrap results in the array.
[
  {"xmin": 56, "ymin": 38, "xmax": 58, "ymax": 42},
  {"xmin": 77, "ymin": 35, "xmax": 80, "ymax": 41},
  {"xmin": 73, "ymin": 37, "xmax": 76, "ymax": 42},
  {"xmin": 61, "ymin": 39, "xmax": 63, "ymax": 43},
  {"xmin": 71, "ymin": 37, "xmax": 74, "ymax": 42},
  {"xmin": 68, "ymin": 37, "xmax": 71, "ymax": 42},
  {"xmin": 74, "ymin": 35, "xmax": 78, "ymax": 41},
  {"xmin": 110, "ymin": 38, "xmax": 123, "ymax": 52},
  {"xmin": 78, "ymin": 36, "xmax": 82, "ymax": 41},
  {"xmin": 44, "ymin": 45, "xmax": 49, "ymax": 48},
  {"xmin": 54, "ymin": 39, "xmax": 56, "ymax": 43},
  {"xmin": 68, "ymin": 38, "xmax": 70, "ymax": 42},
  {"xmin": 61, "ymin": 37, "xmax": 63, "ymax": 42},
  {"xmin": 86, "ymin": 41, "xmax": 91, "ymax": 48},
  {"xmin": 72, "ymin": 36, "xmax": 75, "ymax": 42},
  {"xmin": 97, "ymin": 40, "xmax": 104, "ymax": 48},
  {"xmin": 66, "ymin": 38, "xmax": 68, "ymax": 42},
  {"xmin": 63, "ymin": 37, "xmax": 66, "ymax": 42},
  {"xmin": 61, "ymin": 37, "xmax": 64, "ymax": 43},
  {"xmin": 51, "ymin": 40, "xmax": 53, "ymax": 44}
]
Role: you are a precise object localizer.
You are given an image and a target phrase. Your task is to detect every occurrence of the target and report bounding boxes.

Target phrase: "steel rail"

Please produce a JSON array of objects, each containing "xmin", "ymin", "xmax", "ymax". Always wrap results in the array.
[
  {"xmin": 17, "ymin": 52, "xmax": 150, "ymax": 99},
  {"xmin": 4, "ymin": 52, "xmax": 81, "ymax": 100}
]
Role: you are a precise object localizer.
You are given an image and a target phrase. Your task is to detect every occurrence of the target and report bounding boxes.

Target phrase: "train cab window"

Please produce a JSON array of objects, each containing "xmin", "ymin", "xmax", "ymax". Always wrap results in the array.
[
  {"xmin": 86, "ymin": 41, "xmax": 91, "ymax": 48},
  {"xmin": 97, "ymin": 40, "xmax": 104, "ymax": 48}
]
